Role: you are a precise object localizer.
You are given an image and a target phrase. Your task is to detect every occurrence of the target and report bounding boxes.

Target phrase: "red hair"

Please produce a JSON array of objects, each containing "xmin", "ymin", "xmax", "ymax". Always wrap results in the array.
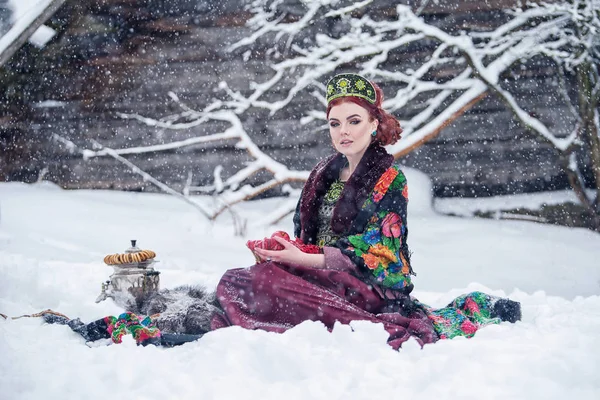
[{"xmin": 326, "ymin": 81, "xmax": 402, "ymax": 146}]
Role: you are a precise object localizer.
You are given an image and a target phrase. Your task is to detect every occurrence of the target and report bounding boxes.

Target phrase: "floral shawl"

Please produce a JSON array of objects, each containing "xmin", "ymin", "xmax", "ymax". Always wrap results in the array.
[{"xmin": 293, "ymin": 144, "xmax": 414, "ymax": 296}]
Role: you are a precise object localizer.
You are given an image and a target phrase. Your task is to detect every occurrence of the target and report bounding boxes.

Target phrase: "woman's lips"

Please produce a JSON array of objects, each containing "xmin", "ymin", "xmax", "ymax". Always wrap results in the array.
[{"xmin": 340, "ymin": 140, "xmax": 353, "ymax": 147}]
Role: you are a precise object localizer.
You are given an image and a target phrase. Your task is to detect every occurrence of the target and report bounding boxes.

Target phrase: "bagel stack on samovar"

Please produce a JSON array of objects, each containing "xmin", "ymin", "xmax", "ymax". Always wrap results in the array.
[{"xmin": 96, "ymin": 240, "xmax": 160, "ymax": 305}]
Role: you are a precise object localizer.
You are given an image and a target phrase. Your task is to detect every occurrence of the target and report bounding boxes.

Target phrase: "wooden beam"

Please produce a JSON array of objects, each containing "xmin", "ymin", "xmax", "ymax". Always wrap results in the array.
[
  {"xmin": 0, "ymin": 0, "xmax": 66, "ymax": 67},
  {"xmin": 394, "ymin": 91, "xmax": 489, "ymax": 158}
]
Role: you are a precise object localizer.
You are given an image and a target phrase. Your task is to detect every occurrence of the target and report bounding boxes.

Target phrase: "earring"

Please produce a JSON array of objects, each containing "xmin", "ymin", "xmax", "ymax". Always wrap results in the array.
[{"xmin": 371, "ymin": 130, "xmax": 377, "ymax": 137}]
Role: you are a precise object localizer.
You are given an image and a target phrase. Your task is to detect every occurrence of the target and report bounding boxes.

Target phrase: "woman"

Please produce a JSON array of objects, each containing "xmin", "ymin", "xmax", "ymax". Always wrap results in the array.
[
  {"xmin": 209, "ymin": 73, "xmax": 520, "ymax": 348},
  {"xmin": 44, "ymin": 73, "xmax": 520, "ymax": 348}
]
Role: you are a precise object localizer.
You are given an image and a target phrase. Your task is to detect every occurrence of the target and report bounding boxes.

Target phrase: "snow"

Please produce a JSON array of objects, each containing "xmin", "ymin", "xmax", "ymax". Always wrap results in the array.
[
  {"xmin": 434, "ymin": 189, "xmax": 587, "ymax": 217},
  {"xmin": 1, "ymin": 168, "xmax": 599, "ymax": 399},
  {"xmin": 32, "ymin": 100, "xmax": 67, "ymax": 108},
  {"xmin": 93, "ymin": 109, "xmax": 310, "ymax": 219},
  {"xmin": 220, "ymin": 0, "xmax": 594, "ymax": 159},
  {"xmin": 9, "ymin": 0, "xmax": 51, "ymax": 22},
  {"xmin": 27, "ymin": 23, "xmax": 55, "ymax": 48},
  {"xmin": 0, "ymin": 1, "xmax": 57, "ymax": 56}
]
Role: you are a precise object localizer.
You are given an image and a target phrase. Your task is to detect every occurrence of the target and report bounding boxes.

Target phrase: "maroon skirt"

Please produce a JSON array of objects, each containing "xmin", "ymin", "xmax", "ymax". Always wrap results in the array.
[{"xmin": 210, "ymin": 256, "xmax": 437, "ymax": 349}]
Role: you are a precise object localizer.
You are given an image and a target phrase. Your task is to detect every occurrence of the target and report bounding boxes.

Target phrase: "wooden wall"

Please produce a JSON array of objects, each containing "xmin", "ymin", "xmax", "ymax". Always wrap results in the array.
[{"xmin": 0, "ymin": 0, "xmax": 581, "ymax": 197}]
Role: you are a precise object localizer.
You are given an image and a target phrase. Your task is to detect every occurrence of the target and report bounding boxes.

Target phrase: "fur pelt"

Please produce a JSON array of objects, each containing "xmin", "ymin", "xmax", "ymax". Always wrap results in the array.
[
  {"xmin": 124, "ymin": 285, "xmax": 223, "ymax": 335},
  {"xmin": 296, "ymin": 144, "xmax": 394, "ymax": 243}
]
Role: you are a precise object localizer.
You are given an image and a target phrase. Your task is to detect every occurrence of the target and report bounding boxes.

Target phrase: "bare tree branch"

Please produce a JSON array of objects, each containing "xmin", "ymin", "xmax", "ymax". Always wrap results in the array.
[
  {"xmin": 56, "ymin": 0, "xmax": 600, "ymax": 226},
  {"xmin": 52, "ymin": 134, "xmax": 214, "ymax": 220}
]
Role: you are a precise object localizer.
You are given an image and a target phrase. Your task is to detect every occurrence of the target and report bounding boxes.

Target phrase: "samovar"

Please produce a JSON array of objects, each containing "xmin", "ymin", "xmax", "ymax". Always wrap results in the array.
[{"xmin": 96, "ymin": 240, "xmax": 160, "ymax": 307}]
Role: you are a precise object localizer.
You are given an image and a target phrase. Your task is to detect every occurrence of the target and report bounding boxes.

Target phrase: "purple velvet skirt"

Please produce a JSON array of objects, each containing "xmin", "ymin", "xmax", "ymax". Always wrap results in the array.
[{"xmin": 211, "ymin": 261, "xmax": 438, "ymax": 349}]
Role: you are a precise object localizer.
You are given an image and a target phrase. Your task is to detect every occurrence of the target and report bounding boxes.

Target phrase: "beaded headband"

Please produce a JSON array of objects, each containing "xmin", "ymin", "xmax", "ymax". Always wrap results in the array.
[{"xmin": 326, "ymin": 73, "xmax": 376, "ymax": 105}]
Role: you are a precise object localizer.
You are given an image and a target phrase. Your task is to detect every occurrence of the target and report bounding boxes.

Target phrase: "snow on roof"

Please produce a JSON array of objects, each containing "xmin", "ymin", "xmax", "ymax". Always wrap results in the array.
[{"xmin": 0, "ymin": 0, "xmax": 65, "ymax": 66}]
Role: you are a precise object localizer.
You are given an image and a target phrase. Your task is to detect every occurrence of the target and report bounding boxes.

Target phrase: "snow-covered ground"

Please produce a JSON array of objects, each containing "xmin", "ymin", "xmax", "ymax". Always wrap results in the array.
[
  {"xmin": 1, "ymin": 168, "xmax": 599, "ymax": 399},
  {"xmin": 434, "ymin": 189, "xmax": 588, "ymax": 217}
]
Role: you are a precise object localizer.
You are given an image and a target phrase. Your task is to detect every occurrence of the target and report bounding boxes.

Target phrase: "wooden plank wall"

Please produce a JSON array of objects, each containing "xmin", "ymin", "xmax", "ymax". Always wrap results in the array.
[{"xmin": 0, "ymin": 0, "xmax": 580, "ymax": 197}]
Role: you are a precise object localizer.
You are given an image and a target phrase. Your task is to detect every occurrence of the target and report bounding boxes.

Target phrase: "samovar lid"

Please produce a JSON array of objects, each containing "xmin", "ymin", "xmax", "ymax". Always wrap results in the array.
[{"xmin": 125, "ymin": 239, "xmax": 141, "ymax": 254}]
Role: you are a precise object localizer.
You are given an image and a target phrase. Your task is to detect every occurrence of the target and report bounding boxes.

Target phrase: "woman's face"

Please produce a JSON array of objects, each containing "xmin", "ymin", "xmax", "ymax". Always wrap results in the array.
[{"xmin": 328, "ymin": 101, "xmax": 378, "ymax": 160}]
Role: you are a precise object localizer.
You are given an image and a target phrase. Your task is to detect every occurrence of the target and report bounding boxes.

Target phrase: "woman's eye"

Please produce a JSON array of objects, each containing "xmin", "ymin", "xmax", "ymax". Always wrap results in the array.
[
  {"xmin": 330, "ymin": 122, "xmax": 340, "ymax": 127},
  {"xmin": 350, "ymin": 119, "xmax": 361, "ymax": 125}
]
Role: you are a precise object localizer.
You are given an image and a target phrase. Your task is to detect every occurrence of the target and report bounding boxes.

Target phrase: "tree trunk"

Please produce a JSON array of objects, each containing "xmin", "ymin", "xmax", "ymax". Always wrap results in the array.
[
  {"xmin": 576, "ymin": 62, "xmax": 600, "ymax": 214},
  {"xmin": 569, "ymin": 61, "xmax": 600, "ymax": 230}
]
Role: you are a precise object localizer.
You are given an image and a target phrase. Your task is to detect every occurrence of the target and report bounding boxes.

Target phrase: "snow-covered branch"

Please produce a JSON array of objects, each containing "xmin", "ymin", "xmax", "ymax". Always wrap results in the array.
[
  {"xmin": 223, "ymin": 0, "xmax": 598, "ymax": 156},
  {"xmin": 52, "ymin": 134, "xmax": 214, "ymax": 220},
  {"xmin": 81, "ymin": 130, "xmax": 239, "ymax": 159},
  {"xmin": 212, "ymin": 0, "xmax": 599, "ymax": 222},
  {"xmin": 54, "ymin": 96, "xmax": 311, "ymax": 223},
  {"xmin": 64, "ymin": 0, "xmax": 599, "ymax": 226},
  {"xmin": 115, "ymin": 103, "xmax": 309, "ymax": 221}
]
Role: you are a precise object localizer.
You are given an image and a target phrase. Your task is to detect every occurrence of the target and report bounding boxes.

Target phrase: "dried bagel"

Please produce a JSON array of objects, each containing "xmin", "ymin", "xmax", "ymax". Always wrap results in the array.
[{"xmin": 103, "ymin": 249, "xmax": 157, "ymax": 265}]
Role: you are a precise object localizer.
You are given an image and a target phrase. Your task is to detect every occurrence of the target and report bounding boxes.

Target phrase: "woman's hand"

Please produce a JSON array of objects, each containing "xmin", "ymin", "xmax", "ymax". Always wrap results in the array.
[{"xmin": 253, "ymin": 236, "xmax": 325, "ymax": 268}]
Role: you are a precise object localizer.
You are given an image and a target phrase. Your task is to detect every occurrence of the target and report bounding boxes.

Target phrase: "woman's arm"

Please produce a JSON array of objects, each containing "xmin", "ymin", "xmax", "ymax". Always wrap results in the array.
[{"xmin": 253, "ymin": 236, "xmax": 326, "ymax": 268}]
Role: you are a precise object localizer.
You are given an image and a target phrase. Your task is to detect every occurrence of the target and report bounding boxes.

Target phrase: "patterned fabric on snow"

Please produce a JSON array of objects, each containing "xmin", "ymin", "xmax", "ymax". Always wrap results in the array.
[{"xmin": 415, "ymin": 292, "xmax": 502, "ymax": 339}]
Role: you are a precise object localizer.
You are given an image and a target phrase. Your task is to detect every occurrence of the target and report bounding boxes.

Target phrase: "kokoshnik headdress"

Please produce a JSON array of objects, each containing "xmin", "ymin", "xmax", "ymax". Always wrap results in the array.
[{"xmin": 326, "ymin": 73, "xmax": 376, "ymax": 105}]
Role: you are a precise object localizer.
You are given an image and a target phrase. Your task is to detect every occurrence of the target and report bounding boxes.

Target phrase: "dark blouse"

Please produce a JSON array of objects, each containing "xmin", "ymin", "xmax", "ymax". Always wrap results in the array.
[{"xmin": 316, "ymin": 180, "xmax": 345, "ymax": 247}]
